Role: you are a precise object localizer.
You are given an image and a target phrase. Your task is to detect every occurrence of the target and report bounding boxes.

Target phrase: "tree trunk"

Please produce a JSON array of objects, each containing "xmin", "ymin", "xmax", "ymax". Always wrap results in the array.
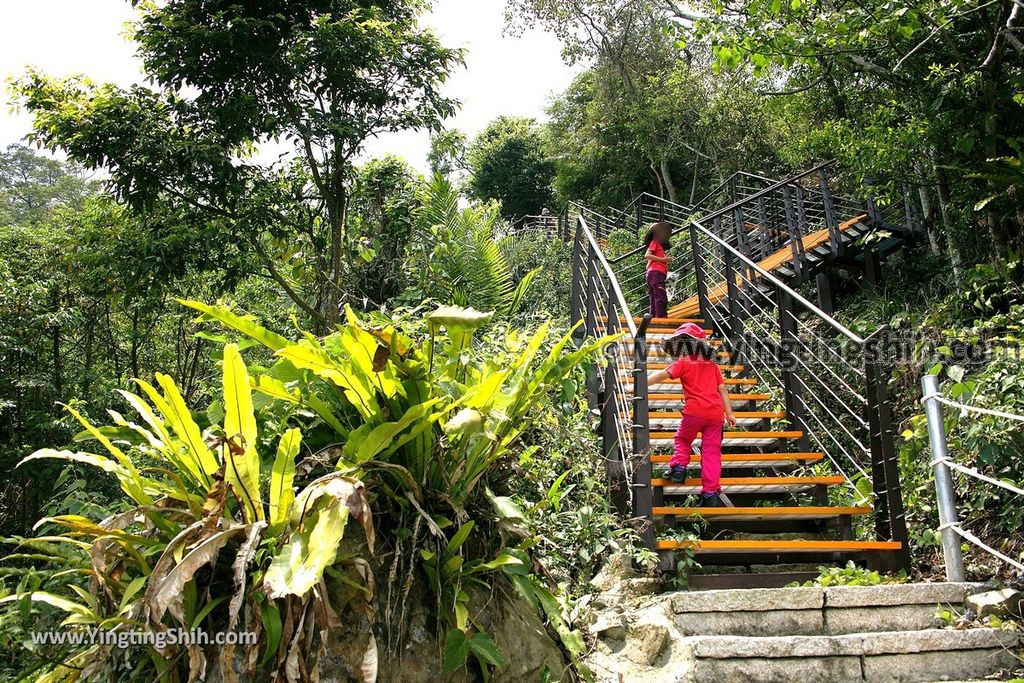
[
  {"xmin": 982, "ymin": 71, "xmax": 1010, "ymax": 260},
  {"xmin": 51, "ymin": 285, "xmax": 63, "ymax": 399},
  {"xmin": 660, "ymin": 156, "xmax": 679, "ymax": 204},
  {"xmin": 913, "ymin": 161, "xmax": 941, "ymax": 256},
  {"xmin": 933, "ymin": 160, "xmax": 965, "ymax": 283},
  {"xmin": 326, "ymin": 176, "xmax": 348, "ymax": 329}
]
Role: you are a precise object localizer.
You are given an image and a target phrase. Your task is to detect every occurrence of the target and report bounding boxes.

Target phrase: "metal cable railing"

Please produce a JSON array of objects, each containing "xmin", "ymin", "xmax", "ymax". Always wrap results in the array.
[
  {"xmin": 630, "ymin": 182, "xmax": 910, "ymax": 560},
  {"xmin": 568, "ymin": 204, "xmax": 656, "ymax": 549},
  {"xmin": 921, "ymin": 374, "xmax": 1024, "ymax": 579}
]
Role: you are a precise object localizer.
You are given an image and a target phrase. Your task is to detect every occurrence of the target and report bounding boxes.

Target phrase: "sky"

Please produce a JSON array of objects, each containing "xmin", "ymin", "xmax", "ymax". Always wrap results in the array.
[{"xmin": 0, "ymin": 0, "xmax": 578, "ymax": 173}]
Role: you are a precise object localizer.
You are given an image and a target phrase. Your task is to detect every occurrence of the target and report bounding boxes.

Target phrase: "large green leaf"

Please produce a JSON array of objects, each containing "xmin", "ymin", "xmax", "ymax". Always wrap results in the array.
[
  {"xmin": 178, "ymin": 299, "xmax": 291, "ymax": 351},
  {"xmin": 154, "ymin": 372, "xmax": 219, "ymax": 481},
  {"xmin": 269, "ymin": 428, "xmax": 301, "ymax": 529},
  {"xmin": 222, "ymin": 344, "xmax": 263, "ymax": 522}
]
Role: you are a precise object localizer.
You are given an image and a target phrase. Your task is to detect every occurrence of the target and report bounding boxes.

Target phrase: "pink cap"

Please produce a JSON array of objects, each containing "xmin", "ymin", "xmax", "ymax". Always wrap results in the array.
[{"xmin": 669, "ymin": 322, "xmax": 706, "ymax": 340}]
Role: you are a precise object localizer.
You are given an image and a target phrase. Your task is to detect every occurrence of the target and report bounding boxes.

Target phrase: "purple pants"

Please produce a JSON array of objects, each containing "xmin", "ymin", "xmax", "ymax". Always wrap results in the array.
[
  {"xmin": 646, "ymin": 270, "xmax": 667, "ymax": 318},
  {"xmin": 669, "ymin": 414, "xmax": 724, "ymax": 493}
]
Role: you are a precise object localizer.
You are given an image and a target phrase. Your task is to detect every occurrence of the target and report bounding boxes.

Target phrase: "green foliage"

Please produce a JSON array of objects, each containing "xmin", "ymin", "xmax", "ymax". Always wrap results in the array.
[
  {"xmin": 467, "ymin": 116, "xmax": 556, "ymax": 222},
  {"xmin": 14, "ymin": 1, "xmax": 462, "ymax": 327},
  {"xmin": 3, "ymin": 345, "xmax": 374, "ymax": 681},
  {"xmin": 4, "ymin": 301, "xmax": 617, "ymax": 680},
  {"xmin": 404, "ymin": 175, "xmax": 541, "ymax": 317},
  {"xmin": 798, "ymin": 561, "xmax": 907, "ymax": 587}
]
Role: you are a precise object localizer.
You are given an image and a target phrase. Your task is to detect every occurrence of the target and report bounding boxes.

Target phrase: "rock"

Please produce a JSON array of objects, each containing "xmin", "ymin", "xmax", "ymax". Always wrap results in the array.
[
  {"xmin": 625, "ymin": 618, "xmax": 670, "ymax": 666},
  {"xmin": 589, "ymin": 614, "xmax": 628, "ymax": 641},
  {"xmin": 590, "ymin": 552, "xmax": 637, "ymax": 592},
  {"xmin": 964, "ymin": 588, "xmax": 1023, "ymax": 618}
]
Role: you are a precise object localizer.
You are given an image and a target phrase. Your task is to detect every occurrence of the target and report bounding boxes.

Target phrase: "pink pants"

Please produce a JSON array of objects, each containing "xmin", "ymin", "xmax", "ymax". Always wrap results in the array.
[{"xmin": 670, "ymin": 414, "xmax": 724, "ymax": 493}]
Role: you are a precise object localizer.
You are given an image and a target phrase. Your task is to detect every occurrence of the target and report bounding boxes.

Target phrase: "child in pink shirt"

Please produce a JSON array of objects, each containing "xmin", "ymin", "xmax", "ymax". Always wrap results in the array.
[{"xmin": 646, "ymin": 323, "xmax": 736, "ymax": 507}]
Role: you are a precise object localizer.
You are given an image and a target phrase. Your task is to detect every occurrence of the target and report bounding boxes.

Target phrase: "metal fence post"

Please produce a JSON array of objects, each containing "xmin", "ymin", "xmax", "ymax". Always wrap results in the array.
[
  {"xmin": 689, "ymin": 223, "xmax": 713, "ymax": 325},
  {"xmin": 570, "ymin": 219, "xmax": 584, "ymax": 331},
  {"xmin": 632, "ymin": 314, "xmax": 655, "ymax": 551},
  {"xmin": 921, "ymin": 374, "xmax": 966, "ymax": 582}
]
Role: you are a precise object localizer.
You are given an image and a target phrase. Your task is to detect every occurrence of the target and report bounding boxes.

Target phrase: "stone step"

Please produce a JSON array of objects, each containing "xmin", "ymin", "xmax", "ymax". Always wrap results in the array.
[
  {"xmin": 667, "ymin": 583, "xmax": 988, "ymax": 637},
  {"xmin": 678, "ymin": 628, "xmax": 1020, "ymax": 683}
]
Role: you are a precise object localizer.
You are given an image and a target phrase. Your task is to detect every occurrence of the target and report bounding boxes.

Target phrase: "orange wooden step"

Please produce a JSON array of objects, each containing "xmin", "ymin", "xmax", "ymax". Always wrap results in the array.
[
  {"xmin": 647, "ymin": 393, "xmax": 772, "ymax": 402},
  {"xmin": 668, "ymin": 215, "xmax": 867, "ymax": 318},
  {"xmin": 648, "ymin": 411, "xmax": 785, "ymax": 420},
  {"xmin": 650, "ymin": 452, "xmax": 823, "ymax": 466},
  {"xmin": 598, "ymin": 316, "xmax": 704, "ymax": 325},
  {"xmin": 652, "ymin": 506, "xmax": 872, "ymax": 521},
  {"xmin": 643, "ymin": 362, "xmax": 744, "ymax": 371},
  {"xmin": 656, "ymin": 539, "xmax": 902, "ymax": 553},
  {"xmin": 637, "ymin": 377, "xmax": 758, "ymax": 386},
  {"xmin": 652, "ymin": 475, "xmax": 843, "ymax": 494},
  {"xmin": 651, "ymin": 430, "xmax": 804, "ymax": 440}
]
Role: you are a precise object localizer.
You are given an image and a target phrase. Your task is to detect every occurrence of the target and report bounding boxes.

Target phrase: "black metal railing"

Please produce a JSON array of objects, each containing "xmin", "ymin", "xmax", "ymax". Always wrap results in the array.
[
  {"xmin": 568, "ymin": 205, "xmax": 655, "ymax": 548},
  {"xmin": 640, "ymin": 191, "xmax": 910, "ymax": 565}
]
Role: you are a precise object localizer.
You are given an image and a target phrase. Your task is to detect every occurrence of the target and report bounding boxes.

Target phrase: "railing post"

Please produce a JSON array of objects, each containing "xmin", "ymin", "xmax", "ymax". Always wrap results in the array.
[
  {"xmin": 863, "ymin": 328, "xmax": 911, "ymax": 570},
  {"xmin": 818, "ymin": 168, "xmax": 843, "ymax": 257},
  {"xmin": 921, "ymin": 374, "xmax": 966, "ymax": 582},
  {"xmin": 864, "ymin": 175, "xmax": 883, "ymax": 224},
  {"xmin": 632, "ymin": 314, "xmax": 655, "ymax": 551},
  {"xmin": 733, "ymin": 206, "xmax": 751, "ymax": 259},
  {"xmin": 775, "ymin": 288, "xmax": 811, "ymax": 453},
  {"xmin": 722, "ymin": 245, "xmax": 745, "ymax": 345},
  {"xmin": 782, "ymin": 185, "xmax": 804, "ymax": 281},
  {"xmin": 636, "ymin": 196, "xmax": 644, "ymax": 235},
  {"xmin": 570, "ymin": 219, "xmax": 584, "ymax": 332},
  {"xmin": 689, "ymin": 223, "xmax": 714, "ymax": 326},
  {"xmin": 757, "ymin": 195, "xmax": 770, "ymax": 259},
  {"xmin": 604, "ymin": 296, "xmax": 629, "ymax": 516},
  {"xmin": 584, "ymin": 246, "xmax": 600, "ymax": 408}
]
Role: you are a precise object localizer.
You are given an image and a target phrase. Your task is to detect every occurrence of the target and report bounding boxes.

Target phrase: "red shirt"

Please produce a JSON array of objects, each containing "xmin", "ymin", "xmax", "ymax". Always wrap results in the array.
[
  {"xmin": 666, "ymin": 355, "xmax": 725, "ymax": 420},
  {"xmin": 646, "ymin": 241, "xmax": 668, "ymax": 274}
]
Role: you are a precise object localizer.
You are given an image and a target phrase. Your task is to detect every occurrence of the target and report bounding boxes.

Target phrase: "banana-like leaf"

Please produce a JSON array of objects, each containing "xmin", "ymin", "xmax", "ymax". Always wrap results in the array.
[
  {"xmin": 269, "ymin": 428, "xmax": 301, "ymax": 529},
  {"xmin": 264, "ymin": 475, "xmax": 372, "ymax": 599},
  {"xmin": 0, "ymin": 591, "xmax": 94, "ymax": 617},
  {"xmin": 19, "ymin": 449, "xmax": 151, "ymax": 506},
  {"xmin": 276, "ymin": 343, "xmax": 377, "ymax": 421},
  {"xmin": 342, "ymin": 399, "xmax": 442, "ymax": 463},
  {"xmin": 503, "ymin": 266, "xmax": 542, "ymax": 316},
  {"xmin": 155, "ymin": 373, "xmax": 219, "ymax": 481},
  {"xmin": 222, "ymin": 344, "xmax": 263, "ymax": 522},
  {"xmin": 178, "ymin": 299, "xmax": 291, "ymax": 351},
  {"xmin": 62, "ymin": 405, "xmax": 153, "ymax": 505}
]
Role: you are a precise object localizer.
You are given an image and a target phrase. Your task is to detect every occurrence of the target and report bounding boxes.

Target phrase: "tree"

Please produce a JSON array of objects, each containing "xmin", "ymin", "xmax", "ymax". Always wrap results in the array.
[
  {"xmin": 346, "ymin": 155, "xmax": 422, "ymax": 307},
  {"xmin": 428, "ymin": 129, "xmax": 470, "ymax": 179},
  {"xmin": 466, "ymin": 117, "xmax": 555, "ymax": 222},
  {"xmin": 679, "ymin": 0, "xmax": 1024, "ymax": 260},
  {"xmin": 0, "ymin": 144, "xmax": 94, "ymax": 226},
  {"xmin": 15, "ymin": 1, "xmax": 463, "ymax": 329}
]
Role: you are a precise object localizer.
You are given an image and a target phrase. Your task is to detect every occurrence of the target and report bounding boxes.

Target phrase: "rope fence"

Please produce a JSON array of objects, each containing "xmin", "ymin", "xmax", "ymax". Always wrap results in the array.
[{"xmin": 920, "ymin": 373, "xmax": 1024, "ymax": 579}]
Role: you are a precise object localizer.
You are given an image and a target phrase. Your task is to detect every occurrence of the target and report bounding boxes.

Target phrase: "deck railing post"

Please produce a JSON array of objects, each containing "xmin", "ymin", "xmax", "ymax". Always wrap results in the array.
[
  {"xmin": 570, "ymin": 219, "xmax": 584, "ymax": 331},
  {"xmin": 632, "ymin": 314, "xmax": 655, "ymax": 551},
  {"xmin": 864, "ymin": 328, "xmax": 911, "ymax": 569},
  {"xmin": 920, "ymin": 374, "xmax": 966, "ymax": 582},
  {"xmin": 689, "ymin": 223, "xmax": 713, "ymax": 325},
  {"xmin": 636, "ymin": 196, "xmax": 644, "ymax": 234},
  {"xmin": 722, "ymin": 245, "xmax": 745, "ymax": 346},
  {"xmin": 864, "ymin": 175, "xmax": 883, "ymax": 224},
  {"xmin": 818, "ymin": 168, "xmax": 842, "ymax": 257},
  {"xmin": 782, "ymin": 185, "xmax": 804, "ymax": 281},
  {"xmin": 776, "ymin": 288, "xmax": 811, "ymax": 452},
  {"xmin": 604, "ymin": 296, "xmax": 629, "ymax": 516}
]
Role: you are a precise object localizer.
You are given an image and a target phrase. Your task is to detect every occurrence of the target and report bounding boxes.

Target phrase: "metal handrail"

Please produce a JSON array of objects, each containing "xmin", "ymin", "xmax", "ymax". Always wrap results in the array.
[
  {"xmin": 691, "ymin": 217, "xmax": 865, "ymax": 344},
  {"xmin": 609, "ymin": 161, "xmax": 836, "ymax": 264},
  {"xmin": 575, "ymin": 209, "xmax": 639, "ymax": 337}
]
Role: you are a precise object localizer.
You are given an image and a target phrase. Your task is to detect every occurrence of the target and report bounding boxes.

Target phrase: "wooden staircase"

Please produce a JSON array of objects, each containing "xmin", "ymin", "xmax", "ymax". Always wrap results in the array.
[
  {"xmin": 617, "ymin": 315, "xmax": 904, "ymax": 587},
  {"xmin": 569, "ymin": 163, "xmax": 914, "ymax": 587}
]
